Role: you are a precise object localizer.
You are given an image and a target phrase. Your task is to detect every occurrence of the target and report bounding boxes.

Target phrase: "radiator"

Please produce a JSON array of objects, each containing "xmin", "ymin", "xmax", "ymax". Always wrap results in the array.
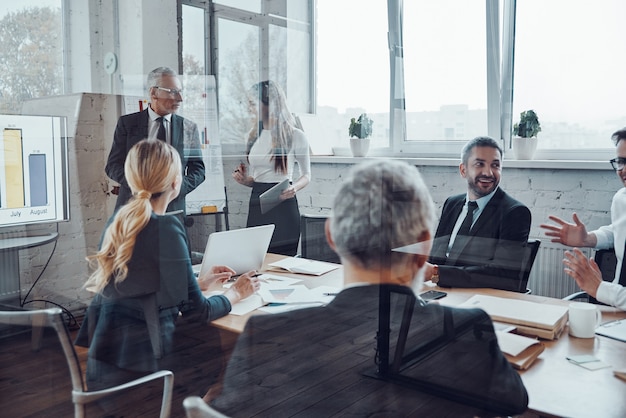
[
  {"xmin": 527, "ymin": 240, "xmax": 591, "ymax": 299},
  {"xmin": 0, "ymin": 250, "xmax": 21, "ymax": 301}
]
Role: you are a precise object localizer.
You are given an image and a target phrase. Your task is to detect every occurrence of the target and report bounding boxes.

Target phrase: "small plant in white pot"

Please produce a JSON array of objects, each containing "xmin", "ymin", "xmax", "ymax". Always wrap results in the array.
[
  {"xmin": 512, "ymin": 109, "xmax": 541, "ymax": 160},
  {"xmin": 348, "ymin": 113, "xmax": 373, "ymax": 157}
]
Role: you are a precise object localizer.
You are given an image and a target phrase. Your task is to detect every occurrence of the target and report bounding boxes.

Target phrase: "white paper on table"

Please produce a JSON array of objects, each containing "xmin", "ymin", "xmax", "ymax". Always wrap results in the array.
[
  {"xmin": 258, "ymin": 274, "xmax": 303, "ymax": 287},
  {"xmin": 230, "ymin": 294, "xmax": 264, "ymax": 316},
  {"xmin": 202, "ymin": 290, "xmax": 264, "ymax": 316},
  {"xmin": 258, "ymin": 284, "xmax": 333, "ymax": 304}
]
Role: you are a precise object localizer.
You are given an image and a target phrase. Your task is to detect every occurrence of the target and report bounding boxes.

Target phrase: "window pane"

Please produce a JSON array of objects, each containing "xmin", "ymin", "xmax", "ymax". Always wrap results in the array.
[
  {"xmin": 182, "ymin": 5, "xmax": 206, "ymax": 75},
  {"xmin": 0, "ymin": 0, "xmax": 64, "ymax": 113},
  {"xmin": 316, "ymin": 0, "xmax": 389, "ymax": 149},
  {"xmin": 217, "ymin": 18, "xmax": 260, "ymax": 144},
  {"xmin": 514, "ymin": 0, "xmax": 626, "ymax": 149},
  {"xmin": 403, "ymin": 0, "xmax": 487, "ymax": 141},
  {"xmin": 269, "ymin": 24, "xmax": 310, "ymax": 114}
]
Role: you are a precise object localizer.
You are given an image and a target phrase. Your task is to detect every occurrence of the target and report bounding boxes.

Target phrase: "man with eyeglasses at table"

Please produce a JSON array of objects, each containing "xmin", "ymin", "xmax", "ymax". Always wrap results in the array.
[
  {"xmin": 541, "ymin": 127, "xmax": 626, "ymax": 310},
  {"xmin": 106, "ymin": 66, "xmax": 205, "ymax": 213}
]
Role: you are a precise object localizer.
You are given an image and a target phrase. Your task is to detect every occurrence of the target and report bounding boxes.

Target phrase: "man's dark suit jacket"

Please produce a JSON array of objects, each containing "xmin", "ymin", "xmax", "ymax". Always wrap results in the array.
[
  {"xmin": 212, "ymin": 285, "xmax": 528, "ymax": 417},
  {"xmin": 105, "ymin": 109, "xmax": 205, "ymax": 213},
  {"xmin": 429, "ymin": 187, "xmax": 531, "ymax": 291}
]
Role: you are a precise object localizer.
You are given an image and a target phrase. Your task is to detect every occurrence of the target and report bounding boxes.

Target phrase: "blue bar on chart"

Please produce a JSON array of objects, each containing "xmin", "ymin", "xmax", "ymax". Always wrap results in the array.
[{"xmin": 29, "ymin": 153, "xmax": 48, "ymax": 206}]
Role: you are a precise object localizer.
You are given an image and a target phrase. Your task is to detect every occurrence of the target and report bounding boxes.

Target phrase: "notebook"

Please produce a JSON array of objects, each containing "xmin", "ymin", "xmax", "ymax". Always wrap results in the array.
[
  {"xmin": 196, "ymin": 224, "xmax": 275, "ymax": 278},
  {"xmin": 259, "ymin": 179, "xmax": 290, "ymax": 214}
]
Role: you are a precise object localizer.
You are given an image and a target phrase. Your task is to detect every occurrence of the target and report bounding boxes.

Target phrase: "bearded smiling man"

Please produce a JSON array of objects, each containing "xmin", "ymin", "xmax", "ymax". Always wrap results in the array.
[{"xmin": 424, "ymin": 136, "xmax": 532, "ymax": 291}]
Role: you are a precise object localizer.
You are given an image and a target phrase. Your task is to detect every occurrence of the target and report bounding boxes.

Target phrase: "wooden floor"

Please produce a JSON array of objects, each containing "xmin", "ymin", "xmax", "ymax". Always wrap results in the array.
[
  {"xmin": 0, "ymin": 318, "xmax": 544, "ymax": 418},
  {"xmin": 0, "ymin": 319, "xmax": 238, "ymax": 418}
]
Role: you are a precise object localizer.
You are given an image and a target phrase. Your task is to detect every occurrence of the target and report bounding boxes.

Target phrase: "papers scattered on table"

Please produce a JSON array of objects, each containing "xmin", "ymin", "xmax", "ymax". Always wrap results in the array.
[
  {"xmin": 204, "ymin": 274, "xmax": 340, "ymax": 315},
  {"xmin": 258, "ymin": 284, "xmax": 340, "ymax": 305},
  {"xmin": 267, "ymin": 257, "xmax": 340, "ymax": 276},
  {"xmin": 461, "ymin": 294, "xmax": 568, "ymax": 340},
  {"xmin": 495, "ymin": 330, "xmax": 544, "ymax": 370}
]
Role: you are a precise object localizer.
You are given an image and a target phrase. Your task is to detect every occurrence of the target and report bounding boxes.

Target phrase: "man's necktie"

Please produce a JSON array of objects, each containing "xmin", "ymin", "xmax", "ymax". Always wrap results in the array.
[
  {"xmin": 156, "ymin": 117, "xmax": 166, "ymax": 142},
  {"xmin": 457, "ymin": 201, "xmax": 478, "ymax": 237}
]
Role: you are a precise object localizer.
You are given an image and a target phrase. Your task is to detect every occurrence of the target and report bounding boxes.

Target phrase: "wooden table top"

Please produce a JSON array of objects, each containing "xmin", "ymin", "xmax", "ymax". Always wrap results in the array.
[{"xmin": 210, "ymin": 254, "xmax": 626, "ymax": 418}]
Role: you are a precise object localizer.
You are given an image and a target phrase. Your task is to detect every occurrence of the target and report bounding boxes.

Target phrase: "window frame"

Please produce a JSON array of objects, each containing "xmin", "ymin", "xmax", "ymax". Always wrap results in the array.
[{"xmin": 181, "ymin": 0, "xmax": 615, "ymax": 161}]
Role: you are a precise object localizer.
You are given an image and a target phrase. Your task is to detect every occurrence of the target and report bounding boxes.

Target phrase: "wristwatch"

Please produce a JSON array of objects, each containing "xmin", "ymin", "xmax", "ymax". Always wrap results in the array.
[{"xmin": 431, "ymin": 265, "xmax": 439, "ymax": 284}]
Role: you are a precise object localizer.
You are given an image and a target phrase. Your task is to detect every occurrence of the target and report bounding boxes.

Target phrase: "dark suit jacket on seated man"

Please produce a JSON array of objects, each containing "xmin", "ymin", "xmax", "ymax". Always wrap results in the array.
[
  {"xmin": 425, "ymin": 136, "xmax": 532, "ymax": 292},
  {"xmin": 211, "ymin": 159, "xmax": 528, "ymax": 417},
  {"xmin": 105, "ymin": 66, "xmax": 205, "ymax": 213}
]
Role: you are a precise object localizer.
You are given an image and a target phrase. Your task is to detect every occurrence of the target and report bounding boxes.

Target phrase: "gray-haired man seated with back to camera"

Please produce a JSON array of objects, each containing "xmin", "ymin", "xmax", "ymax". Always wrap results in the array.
[{"xmin": 210, "ymin": 159, "xmax": 528, "ymax": 416}]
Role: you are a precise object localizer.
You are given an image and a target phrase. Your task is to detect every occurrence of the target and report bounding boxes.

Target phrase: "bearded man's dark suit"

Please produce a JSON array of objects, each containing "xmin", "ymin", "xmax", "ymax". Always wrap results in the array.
[
  {"xmin": 429, "ymin": 187, "xmax": 531, "ymax": 291},
  {"xmin": 105, "ymin": 109, "xmax": 205, "ymax": 213}
]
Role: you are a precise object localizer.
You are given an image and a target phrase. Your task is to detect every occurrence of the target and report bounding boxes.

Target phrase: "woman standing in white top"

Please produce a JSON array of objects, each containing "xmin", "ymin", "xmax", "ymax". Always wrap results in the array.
[{"xmin": 232, "ymin": 80, "xmax": 311, "ymax": 255}]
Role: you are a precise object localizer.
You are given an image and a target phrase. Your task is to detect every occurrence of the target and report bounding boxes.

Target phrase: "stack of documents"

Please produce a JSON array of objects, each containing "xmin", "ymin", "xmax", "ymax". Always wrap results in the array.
[{"xmin": 461, "ymin": 294, "xmax": 568, "ymax": 340}]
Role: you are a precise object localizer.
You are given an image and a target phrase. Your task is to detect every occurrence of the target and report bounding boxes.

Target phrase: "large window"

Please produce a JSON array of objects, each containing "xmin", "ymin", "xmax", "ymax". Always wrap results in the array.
[
  {"xmin": 403, "ymin": 1, "xmax": 488, "ymax": 144},
  {"xmin": 0, "ymin": 0, "xmax": 64, "ymax": 113},
  {"xmin": 183, "ymin": 1, "xmax": 312, "ymax": 146},
  {"xmin": 513, "ymin": 0, "xmax": 626, "ymax": 157},
  {"xmin": 181, "ymin": 0, "xmax": 625, "ymax": 159},
  {"xmin": 316, "ymin": 0, "xmax": 390, "ymax": 151}
]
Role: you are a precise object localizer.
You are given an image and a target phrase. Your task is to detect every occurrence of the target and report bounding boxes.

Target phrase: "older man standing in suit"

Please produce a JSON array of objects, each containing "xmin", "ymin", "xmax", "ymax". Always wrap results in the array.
[
  {"xmin": 106, "ymin": 66, "xmax": 205, "ymax": 213},
  {"xmin": 424, "ymin": 136, "xmax": 531, "ymax": 292}
]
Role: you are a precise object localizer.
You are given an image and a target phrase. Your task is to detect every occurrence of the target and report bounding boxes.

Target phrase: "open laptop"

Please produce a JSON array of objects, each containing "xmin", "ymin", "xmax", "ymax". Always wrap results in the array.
[{"xmin": 195, "ymin": 224, "xmax": 275, "ymax": 278}]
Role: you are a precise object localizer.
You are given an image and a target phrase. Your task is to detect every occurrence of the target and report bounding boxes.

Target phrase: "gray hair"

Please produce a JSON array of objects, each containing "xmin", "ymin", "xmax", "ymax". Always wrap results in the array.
[
  {"xmin": 461, "ymin": 136, "xmax": 503, "ymax": 165},
  {"xmin": 329, "ymin": 160, "xmax": 435, "ymax": 269},
  {"xmin": 147, "ymin": 67, "xmax": 178, "ymax": 91}
]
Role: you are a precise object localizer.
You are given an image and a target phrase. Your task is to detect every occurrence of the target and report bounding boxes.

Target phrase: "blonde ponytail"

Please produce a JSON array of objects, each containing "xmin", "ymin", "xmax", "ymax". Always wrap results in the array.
[{"xmin": 85, "ymin": 140, "xmax": 181, "ymax": 293}]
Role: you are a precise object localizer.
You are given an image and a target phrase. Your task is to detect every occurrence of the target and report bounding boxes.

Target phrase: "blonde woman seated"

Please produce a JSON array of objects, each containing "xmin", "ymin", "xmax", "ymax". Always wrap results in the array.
[{"xmin": 76, "ymin": 140, "xmax": 260, "ymax": 398}]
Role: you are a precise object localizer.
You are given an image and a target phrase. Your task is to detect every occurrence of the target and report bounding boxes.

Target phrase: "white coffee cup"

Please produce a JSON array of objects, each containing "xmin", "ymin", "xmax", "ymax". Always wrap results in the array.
[{"xmin": 568, "ymin": 302, "xmax": 602, "ymax": 338}]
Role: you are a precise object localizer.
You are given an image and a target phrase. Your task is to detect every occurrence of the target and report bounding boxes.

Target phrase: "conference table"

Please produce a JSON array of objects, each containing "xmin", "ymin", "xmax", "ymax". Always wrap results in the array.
[{"xmin": 210, "ymin": 254, "xmax": 626, "ymax": 418}]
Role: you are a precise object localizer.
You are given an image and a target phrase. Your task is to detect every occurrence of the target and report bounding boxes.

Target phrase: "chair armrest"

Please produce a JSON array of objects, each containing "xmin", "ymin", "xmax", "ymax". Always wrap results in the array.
[
  {"xmin": 72, "ymin": 370, "xmax": 173, "ymax": 418},
  {"xmin": 562, "ymin": 291, "xmax": 589, "ymax": 301},
  {"xmin": 183, "ymin": 396, "xmax": 230, "ymax": 418}
]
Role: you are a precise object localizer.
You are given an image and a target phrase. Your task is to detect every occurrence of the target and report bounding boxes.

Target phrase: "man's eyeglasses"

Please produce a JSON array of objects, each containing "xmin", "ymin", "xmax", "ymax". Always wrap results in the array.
[
  {"xmin": 153, "ymin": 86, "xmax": 183, "ymax": 96},
  {"xmin": 609, "ymin": 157, "xmax": 626, "ymax": 171}
]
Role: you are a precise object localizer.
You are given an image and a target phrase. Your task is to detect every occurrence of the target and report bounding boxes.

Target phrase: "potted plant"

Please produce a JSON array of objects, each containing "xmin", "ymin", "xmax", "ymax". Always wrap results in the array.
[
  {"xmin": 348, "ymin": 113, "xmax": 373, "ymax": 157},
  {"xmin": 512, "ymin": 109, "xmax": 541, "ymax": 160}
]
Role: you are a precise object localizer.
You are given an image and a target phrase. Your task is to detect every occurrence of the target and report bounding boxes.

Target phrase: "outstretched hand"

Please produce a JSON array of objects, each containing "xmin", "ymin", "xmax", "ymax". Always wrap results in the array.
[
  {"xmin": 563, "ymin": 248, "xmax": 602, "ymax": 298},
  {"xmin": 540, "ymin": 213, "xmax": 595, "ymax": 247}
]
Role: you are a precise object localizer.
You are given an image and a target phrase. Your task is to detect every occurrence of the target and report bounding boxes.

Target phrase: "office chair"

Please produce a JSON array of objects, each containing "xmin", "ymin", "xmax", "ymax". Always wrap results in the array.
[
  {"xmin": 563, "ymin": 248, "xmax": 616, "ymax": 304},
  {"xmin": 299, "ymin": 213, "xmax": 340, "ymax": 264},
  {"xmin": 0, "ymin": 307, "xmax": 173, "ymax": 418},
  {"xmin": 518, "ymin": 239, "xmax": 541, "ymax": 294},
  {"xmin": 183, "ymin": 396, "xmax": 230, "ymax": 418}
]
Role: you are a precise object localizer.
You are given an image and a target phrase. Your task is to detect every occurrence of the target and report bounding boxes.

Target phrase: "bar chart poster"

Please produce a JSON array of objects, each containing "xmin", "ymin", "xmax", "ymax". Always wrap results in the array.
[{"xmin": 0, "ymin": 114, "xmax": 69, "ymax": 227}]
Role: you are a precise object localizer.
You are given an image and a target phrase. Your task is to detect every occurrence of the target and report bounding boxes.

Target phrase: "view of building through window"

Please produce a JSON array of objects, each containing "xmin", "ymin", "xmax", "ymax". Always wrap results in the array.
[{"xmin": 513, "ymin": 0, "xmax": 626, "ymax": 150}]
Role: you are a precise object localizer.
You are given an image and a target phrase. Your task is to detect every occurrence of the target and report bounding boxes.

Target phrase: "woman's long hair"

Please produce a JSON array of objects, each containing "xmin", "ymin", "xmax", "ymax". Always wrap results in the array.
[
  {"xmin": 85, "ymin": 140, "xmax": 181, "ymax": 293},
  {"xmin": 246, "ymin": 80, "xmax": 296, "ymax": 174}
]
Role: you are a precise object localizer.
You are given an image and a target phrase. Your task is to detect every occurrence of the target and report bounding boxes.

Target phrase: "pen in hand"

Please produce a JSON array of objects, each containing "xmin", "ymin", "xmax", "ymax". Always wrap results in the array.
[{"xmin": 227, "ymin": 273, "xmax": 262, "ymax": 282}]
